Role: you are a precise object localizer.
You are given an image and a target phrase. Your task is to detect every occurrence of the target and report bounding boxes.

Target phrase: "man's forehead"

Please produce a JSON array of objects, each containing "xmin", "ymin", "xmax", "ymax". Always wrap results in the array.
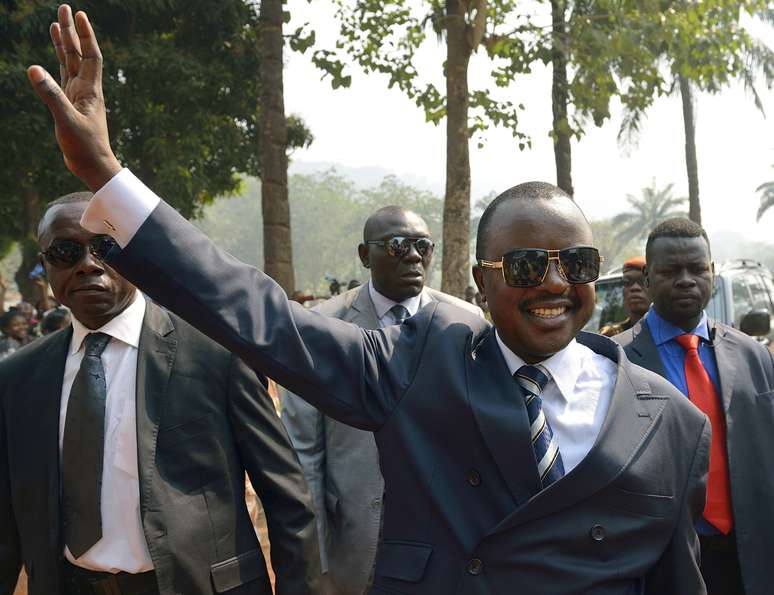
[
  {"xmin": 650, "ymin": 236, "xmax": 709, "ymax": 257},
  {"xmin": 488, "ymin": 199, "xmax": 591, "ymax": 246},
  {"xmin": 39, "ymin": 203, "xmax": 90, "ymax": 242},
  {"xmin": 370, "ymin": 212, "xmax": 429, "ymax": 238}
]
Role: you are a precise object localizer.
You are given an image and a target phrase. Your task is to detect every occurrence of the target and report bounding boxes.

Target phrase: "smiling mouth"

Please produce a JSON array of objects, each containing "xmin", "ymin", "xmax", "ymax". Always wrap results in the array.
[{"xmin": 527, "ymin": 306, "xmax": 568, "ymax": 319}]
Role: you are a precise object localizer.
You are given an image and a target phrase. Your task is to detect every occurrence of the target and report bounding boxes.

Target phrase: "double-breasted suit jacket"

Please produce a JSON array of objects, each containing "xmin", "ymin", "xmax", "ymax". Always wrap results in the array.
[
  {"xmin": 99, "ymin": 200, "xmax": 710, "ymax": 594},
  {"xmin": 0, "ymin": 300, "xmax": 320, "ymax": 595},
  {"xmin": 281, "ymin": 283, "xmax": 482, "ymax": 595},
  {"xmin": 616, "ymin": 318, "xmax": 774, "ymax": 595}
]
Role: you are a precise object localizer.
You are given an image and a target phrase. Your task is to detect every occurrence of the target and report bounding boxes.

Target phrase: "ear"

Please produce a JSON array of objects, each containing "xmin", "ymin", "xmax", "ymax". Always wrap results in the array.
[
  {"xmin": 358, "ymin": 243, "xmax": 370, "ymax": 268},
  {"xmin": 472, "ymin": 265, "xmax": 486, "ymax": 301},
  {"xmin": 38, "ymin": 253, "xmax": 49, "ymax": 277}
]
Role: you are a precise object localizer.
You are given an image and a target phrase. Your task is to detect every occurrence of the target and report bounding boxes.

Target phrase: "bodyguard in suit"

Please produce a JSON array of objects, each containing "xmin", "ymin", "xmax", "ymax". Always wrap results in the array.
[
  {"xmin": 281, "ymin": 206, "xmax": 482, "ymax": 595},
  {"xmin": 0, "ymin": 193, "xmax": 321, "ymax": 595},
  {"xmin": 29, "ymin": 7, "xmax": 710, "ymax": 593},
  {"xmin": 614, "ymin": 218, "xmax": 774, "ymax": 595}
]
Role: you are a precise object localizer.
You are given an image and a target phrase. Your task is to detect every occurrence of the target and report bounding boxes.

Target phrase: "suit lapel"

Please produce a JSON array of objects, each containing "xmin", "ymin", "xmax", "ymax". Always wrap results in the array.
[
  {"xmin": 135, "ymin": 302, "xmax": 177, "ymax": 507},
  {"xmin": 625, "ymin": 320, "xmax": 668, "ymax": 378},
  {"xmin": 467, "ymin": 328, "xmax": 542, "ymax": 504},
  {"xmin": 346, "ymin": 284, "xmax": 381, "ymax": 329},
  {"xmin": 709, "ymin": 324, "xmax": 737, "ymax": 414},
  {"xmin": 17, "ymin": 329, "xmax": 71, "ymax": 551},
  {"xmin": 418, "ymin": 288, "xmax": 434, "ymax": 309},
  {"xmin": 488, "ymin": 333, "xmax": 668, "ymax": 534}
]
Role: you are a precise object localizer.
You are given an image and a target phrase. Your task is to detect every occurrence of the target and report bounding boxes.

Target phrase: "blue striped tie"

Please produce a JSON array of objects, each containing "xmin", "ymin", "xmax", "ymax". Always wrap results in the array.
[{"xmin": 514, "ymin": 365, "xmax": 565, "ymax": 489}]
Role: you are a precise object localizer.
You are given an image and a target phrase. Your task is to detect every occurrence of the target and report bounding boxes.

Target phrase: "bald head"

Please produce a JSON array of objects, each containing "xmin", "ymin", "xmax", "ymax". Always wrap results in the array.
[
  {"xmin": 358, "ymin": 205, "xmax": 433, "ymax": 302},
  {"xmin": 475, "ymin": 182, "xmax": 589, "ymax": 259},
  {"xmin": 363, "ymin": 206, "xmax": 428, "ymax": 243}
]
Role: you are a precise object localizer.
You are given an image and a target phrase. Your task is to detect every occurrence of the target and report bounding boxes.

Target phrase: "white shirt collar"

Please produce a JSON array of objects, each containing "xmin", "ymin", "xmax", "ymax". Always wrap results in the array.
[
  {"xmin": 70, "ymin": 290, "xmax": 146, "ymax": 355},
  {"xmin": 368, "ymin": 279, "xmax": 423, "ymax": 319},
  {"xmin": 494, "ymin": 331, "xmax": 584, "ymax": 403}
]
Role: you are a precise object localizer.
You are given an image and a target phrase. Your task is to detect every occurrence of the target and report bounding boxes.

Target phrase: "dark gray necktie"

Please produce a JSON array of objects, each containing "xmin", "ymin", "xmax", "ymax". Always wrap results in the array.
[
  {"xmin": 62, "ymin": 332, "xmax": 111, "ymax": 558},
  {"xmin": 389, "ymin": 304, "xmax": 410, "ymax": 325}
]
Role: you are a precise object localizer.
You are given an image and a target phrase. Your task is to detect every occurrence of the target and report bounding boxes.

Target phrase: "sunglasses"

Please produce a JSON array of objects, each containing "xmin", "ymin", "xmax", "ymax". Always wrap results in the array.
[
  {"xmin": 41, "ymin": 235, "xmax": 117, "ymax": 269},
  {"xmin": 366, "ymin": 236, "xmax": 435, "ymax": 259},
  {"xmin": 478, "ymin": 246, "xmax": 603, "ymax": 288}
]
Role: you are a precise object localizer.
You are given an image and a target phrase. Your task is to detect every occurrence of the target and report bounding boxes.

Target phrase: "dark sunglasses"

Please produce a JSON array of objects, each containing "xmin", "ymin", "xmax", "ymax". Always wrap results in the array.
[
  {"xmin": 478, "ymin": 246, "xmax": 603, "ymax": 287},
  {"xmin": 366, "ymin": 236, "xmax": 435, "ymax": 259},
  {"xmin": 41, "ymin": 235, "xmax": 117, "ymax": 269}
]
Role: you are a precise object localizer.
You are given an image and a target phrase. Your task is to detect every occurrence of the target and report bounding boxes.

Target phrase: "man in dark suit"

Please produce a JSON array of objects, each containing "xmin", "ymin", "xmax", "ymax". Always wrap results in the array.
[
  {"xmin": 614, "ymin": 218, "xmax": 774, "ymax": 595},
  {"xmin": 281, "ymin": 206, "xmax": 482, "ymax": 595},
  {"xmin": 0, "ymin": 194, "xmax": 320, "ymax": 595},
  {"xmin": 28, "ymin": 6, "xmax": 710, "ymax": 593}
]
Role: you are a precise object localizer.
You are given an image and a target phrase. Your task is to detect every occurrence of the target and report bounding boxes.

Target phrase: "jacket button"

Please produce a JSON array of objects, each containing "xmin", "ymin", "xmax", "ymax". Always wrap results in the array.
[
  {"xmin": 467, "ymin": 557, "xmax": 484, "ymax": 575},
  {"xmin": 467, "ymin": 469, "xmax": 482, "ymax": 487},
  {"xmin": 590, "ymin": 524, "xmax": 606, "ymax": 542},
  {"xmin": 371, "ymin": 498, "xmax": 382, "ymax": 510}
]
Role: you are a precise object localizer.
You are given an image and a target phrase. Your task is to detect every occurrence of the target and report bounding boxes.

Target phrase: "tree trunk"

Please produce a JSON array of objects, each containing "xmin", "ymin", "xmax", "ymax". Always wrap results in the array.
[
  {"xmin": 14, "ymin": 187, "xmax": 42, "ymax": 303},
  {"xmin": 551, "ymin": 0, "xmax": 573, "ymax": 197},
  {"xmin": 441, "ymin": 0, "xmax": 473, "ymax": 298},
  {"xmin": 259, "ymin": 0, "xmax": 295, "ymax": 295},
  {"xmin": 679, "ymin": 75, "xmax": 701, "ymax": 224}
]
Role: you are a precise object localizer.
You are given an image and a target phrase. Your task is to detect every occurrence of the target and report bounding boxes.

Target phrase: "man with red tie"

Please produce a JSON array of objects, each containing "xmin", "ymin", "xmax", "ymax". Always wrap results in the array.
[{"xmin": 615, "ymin": 218, "xmax": 774, "ymax": 595}]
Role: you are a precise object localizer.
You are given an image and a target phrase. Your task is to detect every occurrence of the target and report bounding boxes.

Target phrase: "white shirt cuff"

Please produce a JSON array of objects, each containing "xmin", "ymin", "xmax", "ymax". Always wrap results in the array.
[{"xmin": 80, "ymin": 168, "xmax": 161, "ymax": 248}]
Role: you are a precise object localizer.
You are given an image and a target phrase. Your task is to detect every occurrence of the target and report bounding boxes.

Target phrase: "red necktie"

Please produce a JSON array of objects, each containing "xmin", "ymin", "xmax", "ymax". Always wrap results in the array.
[{"xmin": 675, "ymin": 333, "xmax": 733, "ymax": 534}]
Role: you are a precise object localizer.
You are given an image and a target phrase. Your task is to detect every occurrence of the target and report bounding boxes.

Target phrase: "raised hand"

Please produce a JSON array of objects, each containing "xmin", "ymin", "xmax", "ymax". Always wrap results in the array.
[{"xmin": 27, "ymin": 4, "xmax": 121, "ymax": 191}]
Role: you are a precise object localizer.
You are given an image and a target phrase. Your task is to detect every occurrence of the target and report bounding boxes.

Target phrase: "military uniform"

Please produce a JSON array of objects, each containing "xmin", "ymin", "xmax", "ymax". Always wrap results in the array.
[{"xmin": 599, "ymin": 317, "xmax": 636, "ymax": 337}]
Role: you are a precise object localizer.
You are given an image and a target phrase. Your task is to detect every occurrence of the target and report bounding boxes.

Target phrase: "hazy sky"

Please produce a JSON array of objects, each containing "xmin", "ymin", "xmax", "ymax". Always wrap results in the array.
[{"xmin": 284, "ymin": 1, "xmax": 774, "ymax": 241}]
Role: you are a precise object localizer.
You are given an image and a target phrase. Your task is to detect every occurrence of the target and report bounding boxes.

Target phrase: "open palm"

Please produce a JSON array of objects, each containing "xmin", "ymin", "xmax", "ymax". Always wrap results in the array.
[{"xmin": 27, "ymin": 4, "xmax": 121, "ymax": 191}]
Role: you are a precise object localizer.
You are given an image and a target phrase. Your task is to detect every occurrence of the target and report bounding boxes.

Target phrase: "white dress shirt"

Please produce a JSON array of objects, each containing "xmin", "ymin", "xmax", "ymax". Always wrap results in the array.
[
  {"xmin": 80, "ymin": 169, "xmax": 614, "ymax": 475},
  {"xmin": 495, "ymin": 332, "xmax": 617, "ymax": 473},
  {"xmin": 368, "ymin": 280, "xmax": 422, "ymax": 328},
  {"xmin": 60, "ymin": 290, "xmax": 153, "ymax": 573}
]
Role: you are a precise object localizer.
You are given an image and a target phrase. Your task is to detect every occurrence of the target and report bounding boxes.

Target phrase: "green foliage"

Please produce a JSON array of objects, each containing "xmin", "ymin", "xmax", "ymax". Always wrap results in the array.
[
  {"xmin": 0, "ymin": 0, "xmax": 312, "ymax": 231},
  {"xmin": 197, "ymin": 170, "xmax": 446, "ymax": 291},
  {"xmin": 308, "ymin": 0, "xmax": 531, "ymax": 145},
  {"xmin": 757, "ymin": 164, "xmax": 774, "ymax": 221},
  {"xmin": 589, "ymin": 218, "xmax": 642, "ymax": 274},
  {"xmin": 610, "ymin": 180, "xmax": 688, "ymax": 246},
  {"xmin": 616, "ymin": 0, "xmax": 774, "ymax": 143}
]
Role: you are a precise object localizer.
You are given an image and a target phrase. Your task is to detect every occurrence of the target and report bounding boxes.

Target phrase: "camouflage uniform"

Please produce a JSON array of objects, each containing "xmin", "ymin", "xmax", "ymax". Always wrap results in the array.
[{"xmin": 599, "ymin": 317, "xmax": 636, "ymax": 337}]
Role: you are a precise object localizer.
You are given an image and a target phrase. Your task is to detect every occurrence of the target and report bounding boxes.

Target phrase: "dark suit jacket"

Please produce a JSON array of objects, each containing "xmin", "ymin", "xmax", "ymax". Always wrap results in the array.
[
  {"xmin": 616, "ymin": 318, "xmax": 774, "ymax": 595},
  {"xmin": 281, "ymin": 283, "xmax": 483, "ymax": 595},
  {"xmin": 103, "ymin": 201, "xmax": 710, "ymax": 594},
  {"xmin": 0, "ymin": 300, "xmax": 320, "ymax": 595}
]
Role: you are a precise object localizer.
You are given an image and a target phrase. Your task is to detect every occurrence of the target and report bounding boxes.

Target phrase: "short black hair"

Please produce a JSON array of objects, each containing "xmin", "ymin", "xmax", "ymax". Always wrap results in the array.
[
  {"xmin": 475, "ymin": 181, "xmax": 575, "ymax": 259},
  {"xmin": 645, "ymin": 218, "xmax": 710, "ymax": 264},
  {"xmin": 37, "ymin": 191, "xmax": 93, "ymax": 239},
  {"xmin": 41, "ymin": 307, "xmax": 71, "ymax": 334},
  {"xmin": 0, "ymin": 310, "xmax": 26, "ymax": 332}
]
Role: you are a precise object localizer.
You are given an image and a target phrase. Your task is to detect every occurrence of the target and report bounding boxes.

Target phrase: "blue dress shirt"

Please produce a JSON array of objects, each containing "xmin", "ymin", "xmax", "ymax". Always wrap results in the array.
[{"xmin": 645, "ymin": 307, "xmax": 723, "ymax": 535}]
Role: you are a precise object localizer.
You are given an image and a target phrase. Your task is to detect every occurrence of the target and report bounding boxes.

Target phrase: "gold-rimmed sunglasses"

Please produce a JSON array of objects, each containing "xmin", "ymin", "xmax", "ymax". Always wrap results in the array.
[{"xmin": 477, "ymin": 246, "xmax": 603, "ymax": 287}]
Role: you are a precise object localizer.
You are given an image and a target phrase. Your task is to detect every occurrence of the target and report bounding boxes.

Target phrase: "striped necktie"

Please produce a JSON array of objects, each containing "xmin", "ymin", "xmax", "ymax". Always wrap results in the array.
[{"xmin": 514, "ymin": 365, "xmax": 565, "ymax": 489}]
